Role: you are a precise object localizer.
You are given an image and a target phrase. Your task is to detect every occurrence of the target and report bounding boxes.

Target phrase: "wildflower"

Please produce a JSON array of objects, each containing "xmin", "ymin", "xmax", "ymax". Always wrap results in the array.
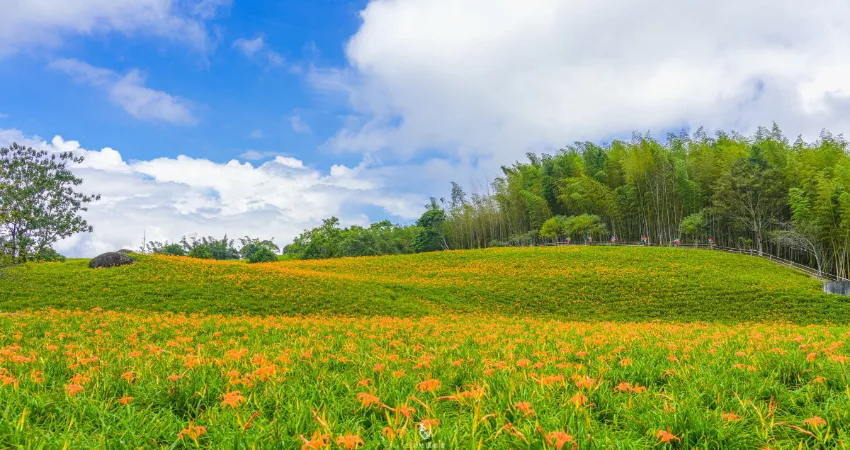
[
  {"xmin": 1, "ymin": 375, "xmax": 19, "ymax": 386},
  {"xmin": 392, "ymin": 370, "xmax": 405, "ymax": 379},
  {"xmin": 615, "ymin": 382, "xmax": 632, "ymax": 392},
  {"xmin": 221, "ymin": 390, "xmax": 246, "ymax": 408},
  {"xmin": 722, "ymin": 412, "xmax": 741, "ymax": 422},
  {"xmin": 29, "ymin": 370, "xmax": 44, "ymax": 384},
  {"xmin": 803, "ymin": 416, "xmax": 827, "ymax": 429},
  {"xmin": 356, "ymin": 378, "xmax": 371, "ymax": 387},
  {"xmin": 515, "ymin": 401, "xmax": 536, "ymax": 417},
  {"xmin": 373, "ymin": 363, "xmax": 384, "ymax": 372},
  {"xmin": 516, "ymin": 358, "xmax": 531, "ymax": 368},
  {"xmin": 69, "ymin": 373, "xmax": 88, "ymax": 384},
  {"xmin": 806, "ymin": 352, "xmax": 817, "ymax": 362},
  {"xmin": 416, "ymin": 378, "xmax": 441, "ymax": 393},
  {"xmin": 569, "ymin": 393, "xmax": 589, "ymax": 408},
  {"xmin": 395, "ymin": 404, "xmax": 416, "ymax": 419},
  {"xmin": 168, "ymin": 374, "xmax": 183, "ymax": 382},
  {"xmin": 65, "ymin": 384, "xmax": 85, "ymax": 396},
  {"xmin": 573, "ymin": 375, "xmax": 595, "ymax": 389},
  {"xmin": 121, "ymin": 371, "xmax": 135, "ymax": 383},
  {"xmin": 179, "ymin": 423, "xmax": 207, "ymax": 440},
  {"xmin": 299, "ymin": 431, "xmax": 331, "ymax": 450},
  {"xmin": 547, "ymin": 431, "xmax": 576, "ymax": 450},
  {"xmin": 119, "ymin": 396, "xmax": 133, "ymax": 405},
  {"xmin": 335, "ymin": 434, "xmax": 364, "ymax": 449},
  {"xmin": 619, "ymin": 357, "xmax": 632, "ymax": 367},
  {"xmin": 356, "ymin": 392, "xmax": 381, "ymax": 408},
  {"xmin": 656, "ymin": 430, "xmax": 680, "ymax": 443},
  {"xmin": 418, "ymin": 419, "xmax": 440, "ymax": 433}
]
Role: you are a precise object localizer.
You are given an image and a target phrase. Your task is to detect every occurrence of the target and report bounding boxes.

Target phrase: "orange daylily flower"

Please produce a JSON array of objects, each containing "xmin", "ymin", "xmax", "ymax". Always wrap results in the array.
[
  {"xmin": 335, "ymin": 434, "xmax": 364, "ymax": 449},
  {"xmin": 221, "ymin": 390, "xmax": 246, "ymax": 408},
  {"xmin": 656, "ymin": 430, "xmax": 680, "ymax": 443},
  {"xmin": 803, "ymin": 416, "xmax": 827, "ymax": 428}
]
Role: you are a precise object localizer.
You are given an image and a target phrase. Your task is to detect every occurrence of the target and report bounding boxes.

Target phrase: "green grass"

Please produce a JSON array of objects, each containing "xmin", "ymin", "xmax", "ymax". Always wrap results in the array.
[{"xmin": 2, "ymin": 246, "xmax": 848, "ymax": 324}]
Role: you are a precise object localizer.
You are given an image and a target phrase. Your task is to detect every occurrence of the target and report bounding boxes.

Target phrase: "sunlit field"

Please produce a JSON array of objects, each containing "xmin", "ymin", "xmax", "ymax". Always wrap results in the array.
[
  {"xmin": 1, "ymin": 311, "xmax": 848, "ymax": 448},
  {"xmin": 3, "ymin": 246, "xmax": 847, "ymax": 323},
  {"xmin": 2, "ymin": 247, "xmax": 850, "ymax": 448}
]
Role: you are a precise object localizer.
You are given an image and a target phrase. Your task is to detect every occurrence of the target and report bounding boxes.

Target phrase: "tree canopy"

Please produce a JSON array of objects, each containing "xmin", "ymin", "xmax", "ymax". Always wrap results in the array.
[{"xmin": 0, "ymin": 143, "xmax": 99, "ymax": 263}]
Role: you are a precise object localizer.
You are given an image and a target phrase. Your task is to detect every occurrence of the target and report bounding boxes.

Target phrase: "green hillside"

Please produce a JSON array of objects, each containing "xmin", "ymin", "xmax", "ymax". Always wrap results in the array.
[{"xmin": 3, "ymin": 246, "xmax": 846, "ymax": 324}]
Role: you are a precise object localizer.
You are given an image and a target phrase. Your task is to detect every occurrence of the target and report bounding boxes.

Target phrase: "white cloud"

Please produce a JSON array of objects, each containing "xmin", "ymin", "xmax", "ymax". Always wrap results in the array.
[
  {"xmin": 248, "ymin": 129, "xmax": 264, "ymax": 139},
  {"xmin": 315, "ymin": 0, "xmax": 850, "ymax": 162},
  {"xmin": 290, "ymin": 115, "xmax": 311, "ymax": 134},
  {"xmin": 0, "ymin": 0, "xmax": 230, "ymax": 57},
  {"xmin": 0, "ymin": 113, "xmax": 7, "ymax": 119},
  {"xmin": 233, "ymin": 36, "xmax": 265, "ymax": 57},
  {"xmin": 0, "ymin": 128, "xmax": 427, "ymax": 257},
  {"xmin": 238, "ymin": 150, "xmax": 285, "ymax": 161},
  {"xmin": 50, "ymin": 58, "xmax": 197, "ymax": 125},
  {"xmin": 233, "ymin": 34, "xmax": 286, "ymax": 67},
  {"xmin": 267, "ymin": 51, "xmax": 285, "ymax": 67}
]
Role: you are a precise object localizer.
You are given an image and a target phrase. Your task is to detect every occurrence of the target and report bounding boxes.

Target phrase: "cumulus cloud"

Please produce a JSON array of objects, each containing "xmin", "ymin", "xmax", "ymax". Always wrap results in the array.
[
  {"xmin": 0, "ymin": 128, "xmax": 427, "ymax": 257},
  {"xmin": 315, "ymin": 0, "xmax": 850, "ymax": 162},
  {"xmin": 0, "ymin": 0, "xmax": 230, "ymax": 56},
  {"xmin": 50, "ymin": 58, "xmax": 197, "ymax": 125}
]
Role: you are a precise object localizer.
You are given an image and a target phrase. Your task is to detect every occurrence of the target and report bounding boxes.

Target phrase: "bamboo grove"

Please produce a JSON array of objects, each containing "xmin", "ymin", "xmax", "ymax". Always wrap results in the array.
[{"xmin": 439, "ymin": 124, "xmax": 850, "ymax": 278}]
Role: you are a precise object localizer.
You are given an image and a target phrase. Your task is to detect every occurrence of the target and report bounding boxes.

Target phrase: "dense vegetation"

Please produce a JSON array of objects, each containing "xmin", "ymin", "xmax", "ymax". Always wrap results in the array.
[
  {"xmin": 3, "ymin": 246, "xmax": 846, "ymax": 324},
  {"xmin": 2, "ymin": 310, "xmax": 848, "ymax": 448},
  {"xmin": 431, "ymin": 125, "xmax": 850, "ymax": 278},
  {"xmin": 1, "ymin": 143, "xmax": 99, "ymax": 264}
]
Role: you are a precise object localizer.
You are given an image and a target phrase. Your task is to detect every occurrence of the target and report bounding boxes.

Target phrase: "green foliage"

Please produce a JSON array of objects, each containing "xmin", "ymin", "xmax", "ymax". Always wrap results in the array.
[
  {"xmin": 31, "ymin": 246, "xmax": 66, "ymax": 262},
  {"xmin": 161, "ymin": 243, "xmax": 186, "ymax": 256},
  {"xmin": 2, "ymin": 310, "xmax": 848, "ymax": 448},
  {"xmin": 1, "ymin": 246, "xmax": 845, "ymax": 324},
  {"xmin": 412, "ymin": 200, "xmax": 447, "ymax": 253},
  {"xmin": 286, "ymin": 217, "xmax": 416, "ymax": 260},
  {"xmin": 0, "ymin": 142, "xmax": 100, "ymax": 263},
  {"xmin": 679, "ymin": 212, "xmax": 707, "ymax": 244},
  {"xmin": 435, "ymin": 125, "xmax": 850, "ymax": 277},
  {"xmin": 247, "ymin": 246, "xmax": 277, "ymax": 263},
  {"xmin": 539, "ymin": 215, "xmax": 570, "ymax": 240},
  {"xmin": 238, "ymin": 236, "xmax": 279, "ymax": 260},
  {"xmin": 188, "ymin": 245, "xmax": 214, "ymax": 260}
]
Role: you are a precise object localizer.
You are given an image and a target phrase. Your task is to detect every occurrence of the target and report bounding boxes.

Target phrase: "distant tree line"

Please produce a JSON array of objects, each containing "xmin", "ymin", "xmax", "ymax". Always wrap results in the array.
[
  {"xmin": 428, "ymin": 124, "xmax": 850, "ymax": 278},
  {"xmin": 143, "ymin": 235, "xmax": 280, "ymax": 263}
]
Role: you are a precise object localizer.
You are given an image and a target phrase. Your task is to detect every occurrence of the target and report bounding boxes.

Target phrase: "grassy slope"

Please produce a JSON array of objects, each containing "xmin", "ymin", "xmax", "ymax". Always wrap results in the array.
[{"xmin": 3, "ymin": 246, "xmax": 847, "ymax": 324}]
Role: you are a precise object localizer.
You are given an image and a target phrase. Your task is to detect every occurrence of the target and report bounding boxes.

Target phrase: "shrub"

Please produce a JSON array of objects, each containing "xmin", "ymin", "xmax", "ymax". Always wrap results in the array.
[
  {"xmin": 248, "ymin": 246, "xmax": 277, "ymax": 263},
  {"xmin": 32, "ymin": 247, "xmax": 66, "ymax": 262}
]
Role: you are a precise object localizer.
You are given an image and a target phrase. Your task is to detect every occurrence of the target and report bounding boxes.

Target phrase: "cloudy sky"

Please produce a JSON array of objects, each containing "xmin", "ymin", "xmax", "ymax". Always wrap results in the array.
[{"xmin": 2, "ymin": 0, "xmax": 850, "ymax": 256}]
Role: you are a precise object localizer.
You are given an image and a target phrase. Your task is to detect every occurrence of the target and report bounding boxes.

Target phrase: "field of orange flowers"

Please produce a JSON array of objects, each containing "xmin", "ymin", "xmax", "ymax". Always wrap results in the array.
[
  {"xmin": 1, "ymin": 309, "xmax": 849, "ymax": 448},
  {"xmin": 3, "ymin": 246, "xmax": 848, "ymax": 323}
]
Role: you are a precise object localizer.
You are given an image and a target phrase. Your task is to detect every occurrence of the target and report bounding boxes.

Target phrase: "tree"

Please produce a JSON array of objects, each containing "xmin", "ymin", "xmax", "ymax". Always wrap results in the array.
[
  {"xmin": 412, "ymin": 199, "xmax": 448, "ymax": 253},
  {"xmin": 238, "ymin": 236, "xmax": 279, "ymax": 260},
  {"xmin": 772, "ymin": 188, "xmax": 828, "ymax": 275},
  {"xmin": 539, "ymin": 216, "xmax": 570, "ymax": 241},
  {"xmin": 679, "ymin": 212, "xmax": 707, "ymax": 246},
  {"xmin": 248, "ymin": 246, "xmax": 277, "ymax": 263},
  {"xmin": 566, "ymin": 214, "xmax": 608, "ymax": 241},
  {"xmin": 713, "ymin": 146, "xmax": 786, "ymax": 255},
  {"xmin": 0, "ymin": 143, "xmax": 100, "ymax": 263}
]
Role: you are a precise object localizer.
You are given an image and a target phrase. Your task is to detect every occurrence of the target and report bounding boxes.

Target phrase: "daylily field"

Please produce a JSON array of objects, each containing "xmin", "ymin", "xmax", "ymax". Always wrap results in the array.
[{"xmin": 2, "ymin": 247, "xmax": 850, "ymax": 448}]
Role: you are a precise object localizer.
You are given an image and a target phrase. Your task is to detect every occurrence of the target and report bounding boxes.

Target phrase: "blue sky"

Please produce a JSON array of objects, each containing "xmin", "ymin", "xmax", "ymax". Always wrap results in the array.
[
  {"xmin": 2, "ymin": 0, "xmax": 850, "ymax": 256},
  {"xmin": 0, "ymin": 1, "xmax": 368, "ymax": 169}
]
